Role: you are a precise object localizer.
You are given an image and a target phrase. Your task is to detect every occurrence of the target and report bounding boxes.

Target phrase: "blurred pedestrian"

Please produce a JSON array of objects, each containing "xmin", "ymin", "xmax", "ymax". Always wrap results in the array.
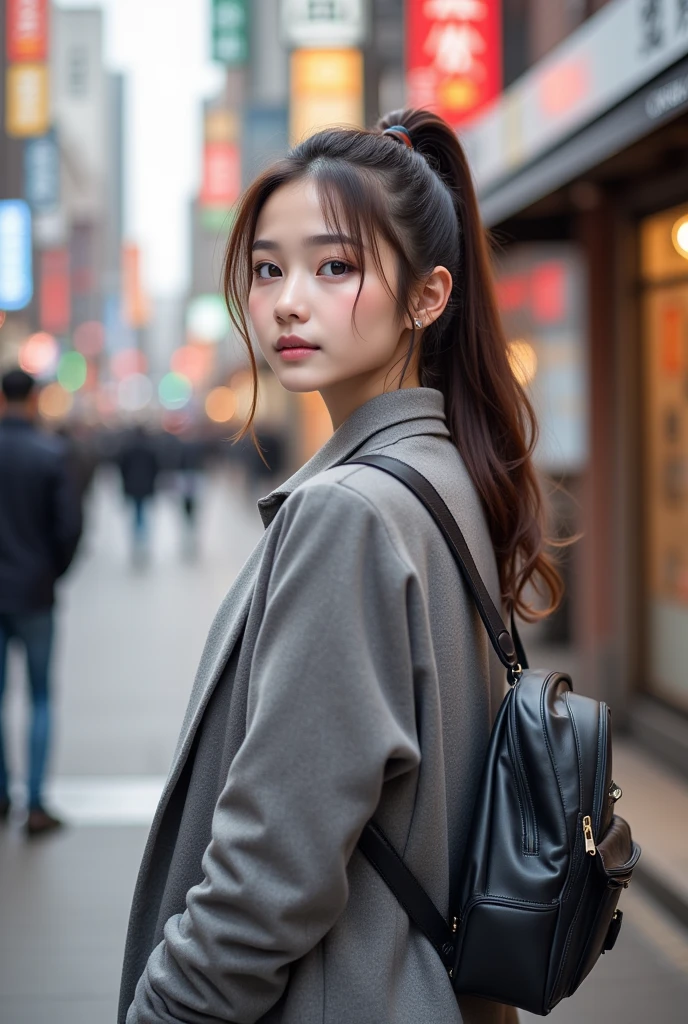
[
  {"xmin": 0, "ymin": 368, "xmax": 82, "ymax": 837},
  {"xmin": 176, "ymin": 433, "xmax": 206, "ymax": 560},
  {"xmin": 120, "ymin": 111, "xmax": 562, "ymax": 1023},
  {"xmin": 117, "ymin": 425, "xmax": 160, "ymax": 564}
]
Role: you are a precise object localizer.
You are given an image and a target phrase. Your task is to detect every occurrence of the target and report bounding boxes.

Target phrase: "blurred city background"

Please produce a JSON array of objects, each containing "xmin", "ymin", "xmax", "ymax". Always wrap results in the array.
[{"xmin": 1, "ymin": 1, "xmax": 688, "ymax": 1021}]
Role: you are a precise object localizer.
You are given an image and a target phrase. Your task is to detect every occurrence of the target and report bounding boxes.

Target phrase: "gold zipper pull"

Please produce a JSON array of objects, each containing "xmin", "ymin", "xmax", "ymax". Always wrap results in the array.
[
  {"xmin": 452, "ymin": 916, "xmax": 458, "ymax": 934},
  {"xmin": 583, "ymin": 815, "xmax": 596, "ymax": 856}
]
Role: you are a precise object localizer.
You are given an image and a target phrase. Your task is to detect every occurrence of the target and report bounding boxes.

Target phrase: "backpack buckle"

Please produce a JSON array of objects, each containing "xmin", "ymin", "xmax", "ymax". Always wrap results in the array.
[{"xmin": 507, "ymin": 663, "xmax": 523, "ymax": 685}]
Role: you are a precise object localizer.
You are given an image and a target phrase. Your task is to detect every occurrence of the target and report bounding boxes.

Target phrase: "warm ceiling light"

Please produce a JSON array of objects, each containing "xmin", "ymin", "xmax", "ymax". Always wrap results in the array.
[{"xmin": 671, "ymin": 214, "xmax": 688, "ymax": 259}]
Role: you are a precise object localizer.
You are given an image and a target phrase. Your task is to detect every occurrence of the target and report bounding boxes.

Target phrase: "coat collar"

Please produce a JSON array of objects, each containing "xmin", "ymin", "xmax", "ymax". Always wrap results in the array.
[{"xmin": 257, "ymin": 386, "xmax": 449, "ymax": 528}]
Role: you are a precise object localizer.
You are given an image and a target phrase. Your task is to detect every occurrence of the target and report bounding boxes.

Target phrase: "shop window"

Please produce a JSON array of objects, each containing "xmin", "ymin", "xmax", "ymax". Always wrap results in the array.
[{"xmin": 641, "ymin": 203, "xmax": 688, "ymax": 711}]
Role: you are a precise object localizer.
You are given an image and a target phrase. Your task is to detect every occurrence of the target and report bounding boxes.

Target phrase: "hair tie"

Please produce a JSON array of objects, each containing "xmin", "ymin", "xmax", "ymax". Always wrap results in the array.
[{"xmin": 383, "ymin": 125, "xmax": 413, "ymax": 150}]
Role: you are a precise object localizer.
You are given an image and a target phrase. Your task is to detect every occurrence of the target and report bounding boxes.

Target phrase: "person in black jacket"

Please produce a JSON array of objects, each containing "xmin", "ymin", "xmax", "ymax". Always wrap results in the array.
[
  {"xmin": 117, "ymin": 425, "xmax": 159, "ymax": 564},
  {"xmin": 0, "ymin": 369, "xmax": 82, "ymax": 836}
]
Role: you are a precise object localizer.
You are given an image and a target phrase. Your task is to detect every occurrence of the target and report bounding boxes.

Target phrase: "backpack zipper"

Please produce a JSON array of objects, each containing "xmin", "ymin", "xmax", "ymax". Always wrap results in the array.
[
  {"xmin": 508, "ymin": 693, "xmax": 538, "ymax": 854},
  {"xmin": 592, "ymin": 704, "xmax": 609, "ymax": 836},
  {"xmin": 582, "ymin": 815, "xmax": 596, "ymax": 856}
]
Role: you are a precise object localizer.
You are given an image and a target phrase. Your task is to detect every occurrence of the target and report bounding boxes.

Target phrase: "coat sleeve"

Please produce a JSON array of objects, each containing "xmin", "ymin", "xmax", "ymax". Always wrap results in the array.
[{"xmin": 127, "ymin": 480, "xmax": 422, "ymax": 1024}]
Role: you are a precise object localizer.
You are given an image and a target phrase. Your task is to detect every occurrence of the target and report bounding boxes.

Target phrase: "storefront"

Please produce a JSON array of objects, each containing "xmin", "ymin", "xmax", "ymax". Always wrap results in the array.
[
  {"xmin": 641, "ymin": 202, "xmax": 688, "ymax": 715},
  {"xmin": 463, "ymin": 0, "xmax": 688, "ymax": 773}
]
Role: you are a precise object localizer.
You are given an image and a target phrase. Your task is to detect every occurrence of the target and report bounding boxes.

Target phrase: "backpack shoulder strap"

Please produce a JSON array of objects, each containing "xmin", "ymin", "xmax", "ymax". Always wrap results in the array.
[
  {"xmin": 358, "ymin": 822, "xmax": 456, "ymax": 969},
  {"xmin": 346, "ymin": 453, "xmax": 524, "ymax": 674},
  {"xmin": 347, "ymin": 452, "xmax": 529, "ymax": 962}
]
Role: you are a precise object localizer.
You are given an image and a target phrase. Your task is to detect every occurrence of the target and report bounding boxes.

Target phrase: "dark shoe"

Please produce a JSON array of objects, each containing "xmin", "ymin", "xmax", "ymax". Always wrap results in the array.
[
  {"xmin": 0, "ymin": 797, "xmax": 10, "ymax": 823},
  {"xmin": 25, "ymin": 805, "xmax": 64, "ymax": 838}
]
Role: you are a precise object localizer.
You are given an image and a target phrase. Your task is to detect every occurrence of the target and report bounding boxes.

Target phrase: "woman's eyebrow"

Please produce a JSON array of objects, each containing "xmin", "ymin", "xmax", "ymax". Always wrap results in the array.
[{"xmin": 251, "ymin": 233, "xmax": 357, "ymax": 253}]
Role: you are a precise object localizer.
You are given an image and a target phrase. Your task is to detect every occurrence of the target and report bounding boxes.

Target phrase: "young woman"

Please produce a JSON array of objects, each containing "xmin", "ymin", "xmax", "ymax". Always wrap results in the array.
[{"xmin": 119, "ymin": 109, "xmax": 561, "ymax": 1024}]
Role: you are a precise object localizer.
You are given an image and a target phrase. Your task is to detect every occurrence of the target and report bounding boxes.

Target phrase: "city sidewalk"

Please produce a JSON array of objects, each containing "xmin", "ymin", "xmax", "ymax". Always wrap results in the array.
[{"xmin": 613, "ymin": 739, "xmax": 688, "ymax": 929}]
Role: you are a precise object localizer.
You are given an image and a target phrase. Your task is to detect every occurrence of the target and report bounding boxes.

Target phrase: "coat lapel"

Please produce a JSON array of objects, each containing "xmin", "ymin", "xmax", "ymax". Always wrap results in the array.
[{"xmin": 161, "ymin": 388, "xmax": 449, "ymax": 807}]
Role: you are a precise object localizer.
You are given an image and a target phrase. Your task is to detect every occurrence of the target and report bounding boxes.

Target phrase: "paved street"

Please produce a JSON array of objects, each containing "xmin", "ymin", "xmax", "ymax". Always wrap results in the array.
[{"xmin": 1, "ymin": 467, "xmax": 687, "ymax": 1022}]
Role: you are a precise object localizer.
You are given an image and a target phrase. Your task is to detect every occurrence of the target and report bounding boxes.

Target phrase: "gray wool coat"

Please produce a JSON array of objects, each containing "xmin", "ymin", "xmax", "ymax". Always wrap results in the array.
[{"xmin": 119, "ymin": 386, "xmax": 519, "ymax": 1024}]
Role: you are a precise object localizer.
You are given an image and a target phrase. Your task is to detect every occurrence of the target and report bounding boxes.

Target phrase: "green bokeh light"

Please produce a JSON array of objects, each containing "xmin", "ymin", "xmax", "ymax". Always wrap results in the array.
[
  {"xmin": 57, "ymin": 351, "xmax": 87, "ymax": 392},
  {"xmin": 159, "ymin": 372, "xmax": 192, "ymax": 410}
]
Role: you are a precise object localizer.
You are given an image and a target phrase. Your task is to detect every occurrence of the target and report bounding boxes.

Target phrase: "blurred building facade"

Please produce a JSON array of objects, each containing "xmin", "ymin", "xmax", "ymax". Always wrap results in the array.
[
  {"xmin": 0, "ymin": 4, "xmax": 125, "ymax": 380},
  {"xmin": 462, "ymin": 0, "xmax": 688, "ymax": 777}
]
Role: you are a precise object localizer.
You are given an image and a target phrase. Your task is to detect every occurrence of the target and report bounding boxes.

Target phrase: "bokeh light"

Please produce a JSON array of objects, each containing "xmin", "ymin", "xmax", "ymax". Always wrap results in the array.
[
  {"xmin": 205, "ymin": 386, "xmax": 236, "ymax": 423},
  {"xmin": 162, "ymin": 410, "xmax": 192, "ymax": 434},
  {"xmin": 111, "ymin": 348, "xmax": 147, "ymax": 380},
  {"xmin": 19, "ymin": 332, "xmax": 60, "ymax": 376},
  {"xmin": 508, "ymin": 339, "xmax": 538, "ymax": 387},
  {"xmin": 672, "ymin": 215, "xmax": 688, "ymax": 259},
  {"xmin": 73, "ymin": 320, "xmax": 105, "ymax": 358},
  {"xmin": 118, "ymin": 373, "xmax": 153, "ymax": 412},
  {"xmin": 230, "ymin": 368, "xmax": 254, "ymax": 420},
  {"xmin": 38, "ymin": 382, "xmax": 73, "ymax": 419},
  {"xmin": 57, "ymin": 351, "xmax": 88, "ymax": 392},
  {"xmin": 159, "ymin": 372, "xmax": 192, "ymax": 410},
  {"xmin": 171, "ymin": 344, "xmax": 214, "ymax": 384},
  {"xmin": 186, "ymin": 294, "xmax": 230, "ymax": 343}
]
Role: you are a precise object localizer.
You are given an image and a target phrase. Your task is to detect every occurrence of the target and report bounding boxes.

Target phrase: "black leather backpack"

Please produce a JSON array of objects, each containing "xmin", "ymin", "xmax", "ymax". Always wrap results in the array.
[{"xmin": 347, "ymin": 454, "xmax": 641, "ymax": 1016}]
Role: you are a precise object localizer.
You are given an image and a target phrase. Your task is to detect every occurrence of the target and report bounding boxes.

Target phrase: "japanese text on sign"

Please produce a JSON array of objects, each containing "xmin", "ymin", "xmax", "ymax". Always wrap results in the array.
[
  {"xmin": 212, "ymin": 0, "xmax": 248, "ymax": 66},
  {"xmin": 6, "ymin": 0, "xmax": 49, "ymax": 62},
  {"xmin": 406, "ymin": 0, "xmax": 501, "ymax": 129}
]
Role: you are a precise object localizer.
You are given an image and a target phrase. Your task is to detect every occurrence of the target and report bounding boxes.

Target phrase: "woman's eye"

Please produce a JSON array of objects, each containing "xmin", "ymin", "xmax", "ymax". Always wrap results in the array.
[
  {"xmin": 319, "ymin": 260, "xmax": 352, "ymax": 277},
  {"xmin": 255, "ymin": 263, "xmax": 281, "ymax": 279}
]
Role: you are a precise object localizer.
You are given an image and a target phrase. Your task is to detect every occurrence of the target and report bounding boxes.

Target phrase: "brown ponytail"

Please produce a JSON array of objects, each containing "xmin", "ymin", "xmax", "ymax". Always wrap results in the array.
[{"xmin": 223, "ymin": 109, "xmax": 563, "ymax": 620}]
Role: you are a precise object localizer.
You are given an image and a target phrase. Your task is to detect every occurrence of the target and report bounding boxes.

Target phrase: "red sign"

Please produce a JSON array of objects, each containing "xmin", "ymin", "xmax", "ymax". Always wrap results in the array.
[
  {"xmin": 6, "ymin": 0, "xmax": 49, "ymax": 62},
  {"xmin": 406, "ymin": 0, "xmax": 501, "ymax": 129},
  {"xmin": 39, "ymin": 249, "xmax": 70, "ymax": 334},
  {"xmin": 200, "ymin": 142, "xmax": 240, "ymax": 209}
]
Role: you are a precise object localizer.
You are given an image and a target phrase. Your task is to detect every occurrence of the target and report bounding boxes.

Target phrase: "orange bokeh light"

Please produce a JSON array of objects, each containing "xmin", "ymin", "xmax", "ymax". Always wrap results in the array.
[{"xmin": 205, "ymin": 386, "xmax": 236, "ymax": 423}]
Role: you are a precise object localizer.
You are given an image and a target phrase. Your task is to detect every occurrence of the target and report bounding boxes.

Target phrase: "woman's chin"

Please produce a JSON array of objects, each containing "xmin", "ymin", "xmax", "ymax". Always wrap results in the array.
[{"xmin": 271, "ymin": 370, "xmax": 330, "ymax": 394}]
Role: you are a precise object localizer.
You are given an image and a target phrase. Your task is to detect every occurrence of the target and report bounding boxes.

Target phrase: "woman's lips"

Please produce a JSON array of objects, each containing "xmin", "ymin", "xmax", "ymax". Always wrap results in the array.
[
  {"xmin": 277, "ymin": 346, "xmax": 320, "ymax": 361},
  {"xmin": 275, "ymin": 336, "xmax": 321, "ymax": 360}
]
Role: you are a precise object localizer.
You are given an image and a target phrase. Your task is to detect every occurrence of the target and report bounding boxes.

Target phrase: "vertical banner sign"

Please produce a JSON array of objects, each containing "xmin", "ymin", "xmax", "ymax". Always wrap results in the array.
[
  {"xmin": 212, "ymin": 0, "xmax": 248, "ymax": 65},
  {"xmin": 200, "ymin": 144, "xmax": 241, "ymax": 208},
  {"xmin": 200, "ymin": 109, "xmax": 241, "ymax": 229},
  {"xmin": 39, "ymin": 248, "xmax": 71, "ymax": 333},
  {"xmin": 406, "ymin": 0, "xmax": 502, "ymax": 129},
  {"xmin": 121, "ymin": 244, "xmax": 148, "ymax": 329},
  {"xmin": 290, "ymin": 48, "xmax": 364, "ymax": 144},
  {"xmin": 6, "ymin": 62, "xmax": 50, "ymax": 136},
  {"xmin": 0, "ymin": 200, "xmax": 34, "ymax": 311},
  {"xmin": 6, "ymin": 0, "xmax": 49, "ymax": 62},
  {"xmin": 24, "ymin": 130, "xmax": 60, "ymax": 212}
]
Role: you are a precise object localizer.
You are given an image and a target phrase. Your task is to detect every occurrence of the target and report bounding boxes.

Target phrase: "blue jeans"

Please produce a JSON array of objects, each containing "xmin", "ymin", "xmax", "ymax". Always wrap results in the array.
[{"xmin": 0, "ymin": 611, "xmax": 55, "ymax": 809}]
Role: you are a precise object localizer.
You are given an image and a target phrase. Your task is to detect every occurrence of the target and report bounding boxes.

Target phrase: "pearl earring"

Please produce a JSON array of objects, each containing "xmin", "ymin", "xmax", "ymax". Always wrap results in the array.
[{"xmin": 414, "ymin": 318, "xmax": 423, "ymax": 329}]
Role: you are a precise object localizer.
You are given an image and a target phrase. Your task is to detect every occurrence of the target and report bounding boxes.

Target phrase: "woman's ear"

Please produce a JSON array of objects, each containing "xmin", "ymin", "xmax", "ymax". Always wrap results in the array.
[{"xmin": 411, "ymin": 266, "xmax": 453, "ymax": 329}]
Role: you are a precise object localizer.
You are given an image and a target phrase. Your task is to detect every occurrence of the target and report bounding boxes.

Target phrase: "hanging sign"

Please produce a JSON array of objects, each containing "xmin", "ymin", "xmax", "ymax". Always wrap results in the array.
[
  {"xmin": 0, "ymin": 200, "xmax": 33, "ymax": 312},
  {"xmin": 6, "ymin": 62, "xmax": 50, "ymax": 136},
  {"xmin": 24, "ymin": 130, "xmax": 60, "ymax": 212},
  {"xmin": 281, "ymin": 0, "xmax": 368, "ymax": 49},
  {"xmin": 290, "ymin": 47, "xmax": 364, "ymax": 144},
  {"xmin": 6, "ymin": 0, "xmax": 49, "ymax": 63},
  {"xmin": 212, "ymin": 0, "xmax": 249, "ymax": 65},
  {"xmin": 39, "ymin": 248, "xmax": 71, "ymax": 334},
  {"xmin": 406, "ymin": 0, "xmax": 502, "ymax": 129}
]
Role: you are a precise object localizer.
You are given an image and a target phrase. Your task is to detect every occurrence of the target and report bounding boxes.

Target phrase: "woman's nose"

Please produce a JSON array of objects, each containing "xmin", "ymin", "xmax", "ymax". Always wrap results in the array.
[{"xmin": 273, "ymin": 273, "xmax": 310, "ymax": 324}]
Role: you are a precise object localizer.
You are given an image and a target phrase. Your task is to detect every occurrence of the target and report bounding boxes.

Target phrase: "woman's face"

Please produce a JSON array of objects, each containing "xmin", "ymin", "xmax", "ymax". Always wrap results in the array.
[{"xmin": 248, "ymin": 177, "xmax": 419, "ymax": 429}]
